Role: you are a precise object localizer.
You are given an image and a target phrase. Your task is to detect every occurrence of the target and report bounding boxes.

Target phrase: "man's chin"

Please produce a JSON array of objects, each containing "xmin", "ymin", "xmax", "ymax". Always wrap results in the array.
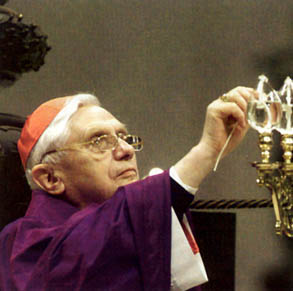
[{"xmin": 118, "ymin": 174, "xmax": 139, "ymax": 187}]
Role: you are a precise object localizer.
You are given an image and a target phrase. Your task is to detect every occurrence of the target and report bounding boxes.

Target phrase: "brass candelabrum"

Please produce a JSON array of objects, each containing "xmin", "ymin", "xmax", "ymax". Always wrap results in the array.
[{"xmin": 252, "ymin": 132, "xmax": 293, "ymax": 238}]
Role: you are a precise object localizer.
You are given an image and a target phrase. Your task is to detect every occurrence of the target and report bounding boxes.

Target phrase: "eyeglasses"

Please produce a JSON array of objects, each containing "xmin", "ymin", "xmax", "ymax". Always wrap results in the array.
[{"xmin": 40, "ymin": 133, "xmax": 143, "ymax": 163}]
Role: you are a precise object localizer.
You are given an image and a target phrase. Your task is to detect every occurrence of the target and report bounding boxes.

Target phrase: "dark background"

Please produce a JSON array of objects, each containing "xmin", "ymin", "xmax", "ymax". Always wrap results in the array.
[{"xmin": 1, "ymin": 1, "xmax": 292, "ymax": 290}]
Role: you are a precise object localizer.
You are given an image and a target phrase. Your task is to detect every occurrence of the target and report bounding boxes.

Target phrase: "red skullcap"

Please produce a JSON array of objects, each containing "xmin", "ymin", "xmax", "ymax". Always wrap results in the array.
[{"xmin": 18, "ymin": 96, "xmax": 72, "ymax": 169}]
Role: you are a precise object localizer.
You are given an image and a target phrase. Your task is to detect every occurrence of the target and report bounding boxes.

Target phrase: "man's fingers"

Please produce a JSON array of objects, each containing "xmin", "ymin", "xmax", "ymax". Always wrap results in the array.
[{"xmin": 218, "ymin": 86, "xmax": 258, "ymax": 127}]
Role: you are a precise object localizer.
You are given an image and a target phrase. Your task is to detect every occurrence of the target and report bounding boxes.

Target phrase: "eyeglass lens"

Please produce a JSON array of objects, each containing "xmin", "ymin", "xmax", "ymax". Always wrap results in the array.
[{"xmin": 94, "ymin": 134, "xmax": 142, "ymax": 152}]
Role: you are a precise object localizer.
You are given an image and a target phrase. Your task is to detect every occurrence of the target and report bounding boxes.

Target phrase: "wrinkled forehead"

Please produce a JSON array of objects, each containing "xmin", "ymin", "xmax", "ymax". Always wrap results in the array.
[{"xmin": 68, "ymin": 105, "xmax": 127, "ymax": 141}]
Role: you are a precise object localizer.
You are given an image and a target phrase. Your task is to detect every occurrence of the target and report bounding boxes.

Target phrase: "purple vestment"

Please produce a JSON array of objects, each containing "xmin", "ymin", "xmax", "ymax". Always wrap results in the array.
[{"xmin": 0, "ymin": 171, "xmax": 172, "ymax": 290}]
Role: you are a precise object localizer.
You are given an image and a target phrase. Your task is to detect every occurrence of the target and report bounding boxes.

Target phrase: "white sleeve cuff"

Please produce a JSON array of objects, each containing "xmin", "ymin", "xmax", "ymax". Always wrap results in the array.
[{"xmin": 169, "ymin": 166, "xmax": 198, "ymax": 195}]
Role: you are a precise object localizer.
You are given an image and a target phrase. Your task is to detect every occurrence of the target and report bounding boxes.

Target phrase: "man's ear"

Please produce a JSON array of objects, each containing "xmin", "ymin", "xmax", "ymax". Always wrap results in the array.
[{"xmin": 32, "ymin": 164, "xmax": 65, "ymax": 195}]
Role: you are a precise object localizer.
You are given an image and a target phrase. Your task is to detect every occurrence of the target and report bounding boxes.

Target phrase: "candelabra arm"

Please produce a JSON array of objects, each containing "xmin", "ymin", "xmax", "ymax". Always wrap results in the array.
[
  {"xmin": 253, "ymin": 161, "xmax": 293, "ymax": 237},
  {"xmin": 253, "ymin": 162, "xmax": 283, "ymax": 235},
  {"xmin": 270, "ymin": 185, "xmax": 282, "ymax": 235}
]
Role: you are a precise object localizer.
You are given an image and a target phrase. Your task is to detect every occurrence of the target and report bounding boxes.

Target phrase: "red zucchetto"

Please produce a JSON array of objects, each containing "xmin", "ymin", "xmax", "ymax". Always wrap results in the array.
[{"xmin": 18, "ymin": 96, "xmax": 71, "ymax": 169}]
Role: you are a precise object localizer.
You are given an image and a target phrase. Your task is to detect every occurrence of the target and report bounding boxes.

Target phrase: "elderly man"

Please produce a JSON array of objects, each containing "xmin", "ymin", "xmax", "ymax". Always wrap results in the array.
[{"xmin": 0, "ymin": 86, "xmax": 255, "ymax": 290}]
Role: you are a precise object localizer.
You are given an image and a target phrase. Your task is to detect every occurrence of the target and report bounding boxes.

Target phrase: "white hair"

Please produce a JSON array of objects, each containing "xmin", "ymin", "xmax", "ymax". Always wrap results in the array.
[{"xmin": 25, "ymin": 93, "xmax": 100, "ymax": 189}]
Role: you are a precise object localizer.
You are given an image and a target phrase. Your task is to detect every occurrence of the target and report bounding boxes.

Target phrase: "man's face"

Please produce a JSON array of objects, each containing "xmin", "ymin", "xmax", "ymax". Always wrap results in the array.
[{"xmin": 56, "ymin": 105, "xmax": 139, "ymax": 208}]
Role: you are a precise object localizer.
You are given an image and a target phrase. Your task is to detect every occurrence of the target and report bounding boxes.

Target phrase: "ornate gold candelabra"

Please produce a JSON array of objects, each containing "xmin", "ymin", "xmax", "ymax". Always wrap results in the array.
[{"xmin": 252, "ymin": 132, "xmax": 293, "ymax": 238}]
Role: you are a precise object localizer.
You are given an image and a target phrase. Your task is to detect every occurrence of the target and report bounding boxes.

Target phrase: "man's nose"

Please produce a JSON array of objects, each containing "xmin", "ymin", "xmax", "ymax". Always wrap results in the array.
[{"xmin": 113, "ymin": 138, "xmax": 135, "ymax": 160}]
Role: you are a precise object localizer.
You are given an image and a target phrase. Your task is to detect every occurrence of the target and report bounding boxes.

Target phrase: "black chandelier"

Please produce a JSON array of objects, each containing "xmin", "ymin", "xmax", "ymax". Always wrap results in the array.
[{"xmin": 0, "ymin": 1, "xmax": 51, "ymax": 87}]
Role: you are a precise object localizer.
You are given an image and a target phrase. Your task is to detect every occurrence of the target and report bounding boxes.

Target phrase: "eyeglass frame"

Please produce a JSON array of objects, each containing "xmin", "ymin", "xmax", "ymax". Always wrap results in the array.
[{"xmin": 39, "ymin": 133, "xmax": 143, "ymax": 164}]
